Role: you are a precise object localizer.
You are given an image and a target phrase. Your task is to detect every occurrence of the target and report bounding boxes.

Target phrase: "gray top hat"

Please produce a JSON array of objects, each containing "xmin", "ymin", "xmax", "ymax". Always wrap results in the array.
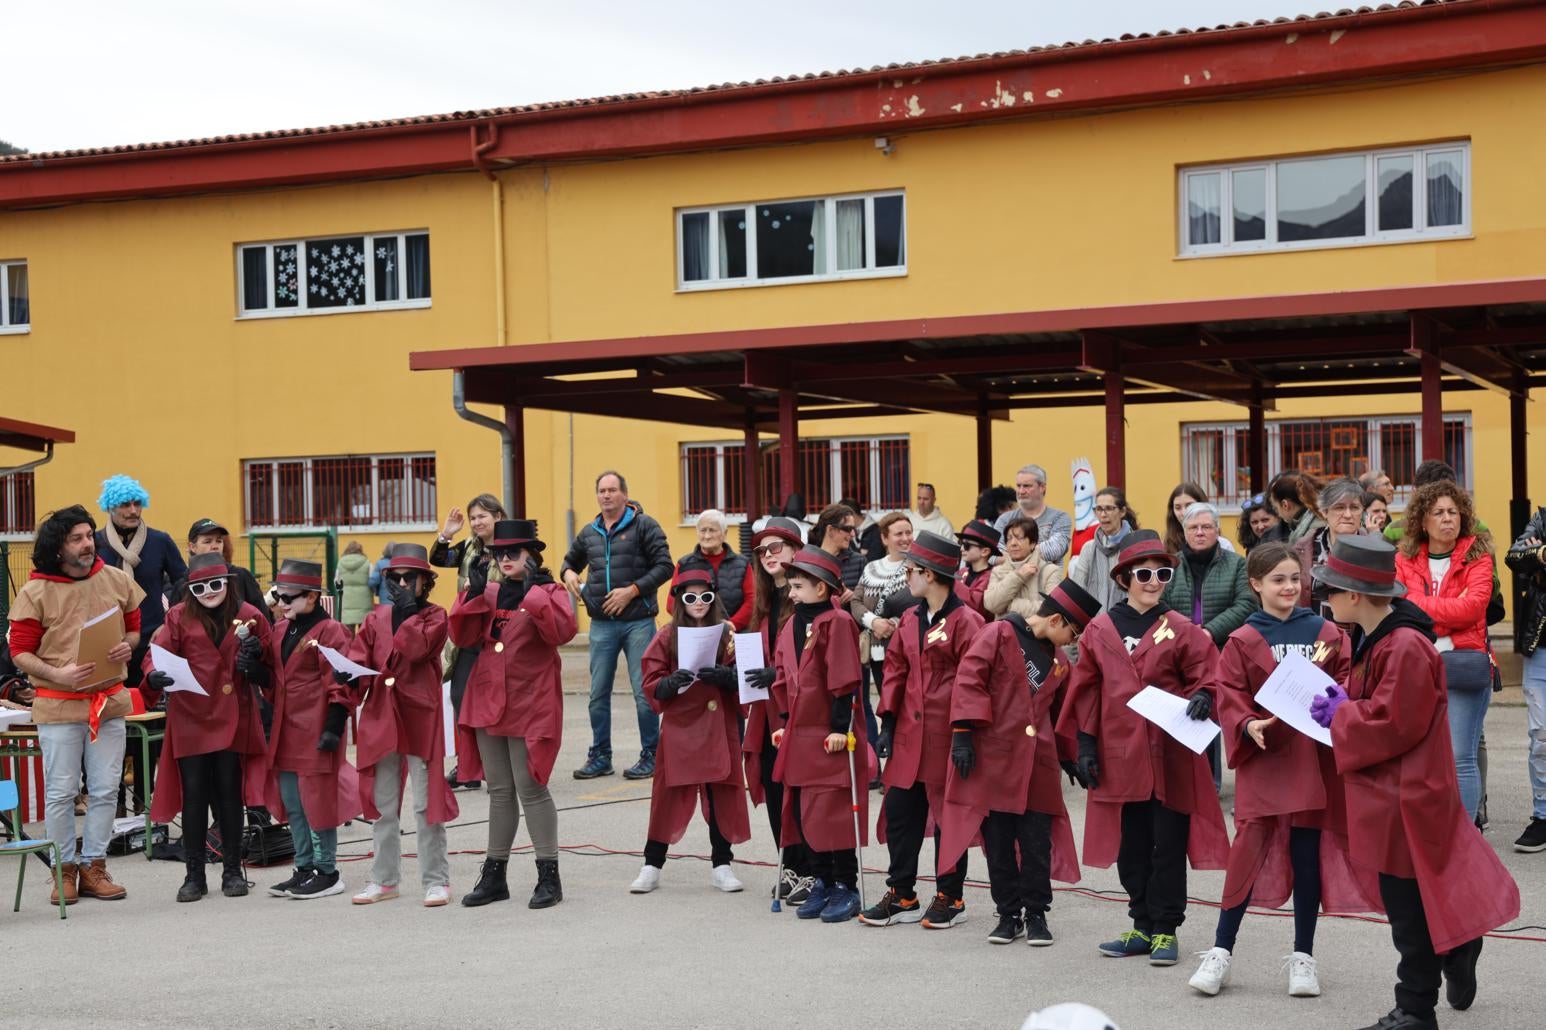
[{"xmin": 1311, "ymin": 534, "xmax": 1407, "ymax": 597}]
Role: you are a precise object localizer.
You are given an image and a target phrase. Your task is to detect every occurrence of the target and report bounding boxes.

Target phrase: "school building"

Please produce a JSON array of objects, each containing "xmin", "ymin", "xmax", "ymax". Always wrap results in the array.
[{"xmin": 5, "ymin": 0, "xmax": 1546, "ymax": 623}]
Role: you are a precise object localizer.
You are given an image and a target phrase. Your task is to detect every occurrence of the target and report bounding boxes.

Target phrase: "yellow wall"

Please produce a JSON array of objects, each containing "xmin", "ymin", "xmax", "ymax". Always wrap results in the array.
[{"xmin": 6, "ymin": 64, "xmax": 1545, "ymax": 619}]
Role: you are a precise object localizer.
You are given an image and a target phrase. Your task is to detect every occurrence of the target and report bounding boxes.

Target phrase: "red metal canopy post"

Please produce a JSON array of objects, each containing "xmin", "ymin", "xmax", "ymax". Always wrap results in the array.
[
  {"xmin": 777, "ymin": 389, "xmax": 799, "ymax": 506},
  {"xmin": 504, "ymin": 403, "xmax": 527, "ymax": 517}
]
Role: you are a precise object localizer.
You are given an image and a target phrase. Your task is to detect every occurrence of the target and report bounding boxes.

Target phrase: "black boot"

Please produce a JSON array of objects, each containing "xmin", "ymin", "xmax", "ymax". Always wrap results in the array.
[
  {"xmin": 177, "ymin": 867, "xmax": 207, "ymax": 903},
  {"xmin": 461, "ymin": 859, "xmax": 511, "ymax": 907},
  {"xmin": 221, "ymin": 861, "xmax": 249, "ymax": 898},
  {"xmin": 529, "ymin": 858, "xmax": 562, "ymax": 909}
]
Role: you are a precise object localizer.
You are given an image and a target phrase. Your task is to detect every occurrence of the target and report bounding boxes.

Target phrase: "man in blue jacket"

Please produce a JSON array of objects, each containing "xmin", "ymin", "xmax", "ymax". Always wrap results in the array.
[
  {"xmin": 93, "ymin": 475, "xmax": 186, "ymax": 688},
  {"xmin": 561, "ymin": 471, "xmax": 674, "ymax": 780}
]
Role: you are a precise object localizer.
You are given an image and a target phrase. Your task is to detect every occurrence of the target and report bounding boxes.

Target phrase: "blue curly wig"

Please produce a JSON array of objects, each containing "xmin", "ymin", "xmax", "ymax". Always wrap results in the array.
[{"xmin": 99, "ymin": 474, "xmax": 150, "ymax": 511}]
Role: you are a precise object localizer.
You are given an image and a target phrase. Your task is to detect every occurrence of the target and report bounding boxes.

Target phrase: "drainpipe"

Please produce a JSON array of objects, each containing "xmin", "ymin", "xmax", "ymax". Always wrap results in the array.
[
  {"xmin": 0, "ymin": 440, "xmax": 56, "ymax": 477},
  {"xmin": 470, "ymin": 122, "xmax": 508, "ymax": 347},
  {"xmin": 453, "ymin": 370, "xmax": 514, "ymax": 516}
]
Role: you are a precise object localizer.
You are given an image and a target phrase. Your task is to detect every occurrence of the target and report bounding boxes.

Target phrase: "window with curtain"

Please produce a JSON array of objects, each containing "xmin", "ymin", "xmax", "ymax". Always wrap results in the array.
[
  {"xmin": 1180, "ymin": 142, "xmax": 1469, "ymax": 256},
  {"xmin": 237, "ymin": 231, "xmax": 430, "ymax": 316},
  {"xmin": 0, "ymin": 260, "xmax": 28, "ymax": 331},
  {"xmin": 677, "ymin": 190, "xmax": 906, "ymax": 289}
]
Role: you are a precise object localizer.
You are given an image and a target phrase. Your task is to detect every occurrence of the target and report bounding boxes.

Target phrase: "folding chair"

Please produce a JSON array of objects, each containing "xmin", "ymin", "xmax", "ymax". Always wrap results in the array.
[{"xmin": 0, "ymin": 780, "xmax": 67, "ymax": 919}]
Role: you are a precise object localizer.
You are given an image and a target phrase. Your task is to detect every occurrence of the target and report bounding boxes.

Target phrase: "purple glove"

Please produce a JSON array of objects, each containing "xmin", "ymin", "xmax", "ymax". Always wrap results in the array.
[{"xmin": 1309, "ymin": 685, "xmax": 1348, "ymax": 728}]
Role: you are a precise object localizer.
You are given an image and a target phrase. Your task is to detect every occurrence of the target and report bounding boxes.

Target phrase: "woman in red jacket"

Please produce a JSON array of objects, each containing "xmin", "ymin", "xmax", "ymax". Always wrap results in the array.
[
  {"xmin": 1393, "ymin": 481, "xmax": 1495, "ymax": 821},
  {"xmin": 145, "ymin": 552, "xmax": 273, "ymax": 902},
  {"xmin": 629, "ymin": 569, "xmax": 750, "ymax": 894},
  {"xmin": 451, "ymin": 519, "xmax": 578, "ymax": 910},
  {"xmin": 1054, "ymin": 530, "xmax": 1227, "ymax": 968}
]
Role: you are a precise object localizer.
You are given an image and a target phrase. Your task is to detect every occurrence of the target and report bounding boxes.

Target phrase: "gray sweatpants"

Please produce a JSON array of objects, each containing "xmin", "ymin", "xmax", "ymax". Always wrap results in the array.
[
  {"xmin": 476, "ymin": 731, "xmax": 558, "ymax": 861},
  {"xmin": 371, "ymin": 752, "xmax": 450, "ymax": 889}
]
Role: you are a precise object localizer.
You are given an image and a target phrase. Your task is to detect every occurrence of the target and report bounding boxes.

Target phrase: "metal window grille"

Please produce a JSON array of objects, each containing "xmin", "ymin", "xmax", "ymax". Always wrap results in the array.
[
  {"xmin": 680, "ymin": 436, "xmax": 911, "ymax": 520},
  {"xmin": 0, "ymin": 470, "xmax": 35, "ymax": 536},
  {"xmin": 243, "ymin": 454, "xmax": 437, "ymax": 530}
]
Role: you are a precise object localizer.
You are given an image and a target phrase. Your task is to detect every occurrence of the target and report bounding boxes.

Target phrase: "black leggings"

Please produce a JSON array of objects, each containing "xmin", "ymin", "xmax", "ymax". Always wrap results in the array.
[
  {"xmin": 791, "ymin": 787, "xmax": 857, "ymax": 888},
  {"xmin": 1214, "ymin": 826, "xmax": 1321, "ymax": 954},
  {"xmin": 178, "ymin": 750, "xmax": 244, "ymax": 878},
  {"xmin": 644, "ymin": 787, "xmax": 734, "ymax": 868}
]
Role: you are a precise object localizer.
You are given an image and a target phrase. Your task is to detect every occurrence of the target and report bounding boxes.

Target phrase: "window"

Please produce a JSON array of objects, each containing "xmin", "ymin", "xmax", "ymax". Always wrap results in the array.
[
  {"xmin": 680, "ymin": 435, "xmax": 910, "ymax": 520},
  {"xmin": 237, "ymin": 231, "xmax": 430, "ymax": 317},
  {"xmin": 1181, "ymin": 414, "xmax": 1471, "ymax": 510},
  {"xmin": 0, "ymin": 260, "xmax": 28, "ymax": 333},
  {"xmin": 243, "ymin": 454, "xmax": 436, "ymax": 530},
  {"xmin": 0, "ymin": 470, "xmax": 35, "ymax": 537},
  {"xmin": 677, "ymin": 191, "xmax": 906, "ymax": 290},
  {"xmin": 1180, "ymin": 143, "xmax": 1469, "ymax": 256}
]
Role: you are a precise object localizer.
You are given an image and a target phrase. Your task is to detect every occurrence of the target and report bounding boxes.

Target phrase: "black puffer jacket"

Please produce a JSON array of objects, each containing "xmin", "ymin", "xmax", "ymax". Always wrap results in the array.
[
  {"xmin": 1507, "ymin": 507, "xmax": 1546, "ymax": 655},
  {"xmin": 560, "ymin": 502, "xmax": 675, "ymax": 622}
]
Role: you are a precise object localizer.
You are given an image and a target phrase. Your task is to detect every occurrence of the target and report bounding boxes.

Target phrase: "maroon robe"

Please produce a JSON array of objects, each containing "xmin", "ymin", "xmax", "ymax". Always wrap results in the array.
[
  {"xmin": 1331, "ymin": 621, "xmax": 1520, "ymax": 954},
  {"xmin": 771, "ymin": 607, "xmax": 873, "ymax": 853},
  {"xmin": 347, "ymin": 602, "xmax": 457, "ymax": 825},
  {"xmin": 264, "ymin": 616, "xmax": 361, "ymax": 831},
  {"xmin": 640, "ymin": 625, "xmax": 751, "ymax": 847},
  {"xmin": 937, "ymin": 620, "xmax": 1081, "ymax": 884},
  {"xmin": 1213, "ymin": 619, "xmax": 1380, "ymax": 912},
  {"xmin": 449, "ymin": 580, "xmax": 577, "ymax": 786},
  {"xmin": 954, "ymin": 568, "xmax": 991, "ymax": 621},
  {"xmin": 1054, "ymin": 608, "xmax": 1228, "ymax": 870},
  {"xmin": 145, "ymin": 602, "xmax": 272, "ymax": 822}
]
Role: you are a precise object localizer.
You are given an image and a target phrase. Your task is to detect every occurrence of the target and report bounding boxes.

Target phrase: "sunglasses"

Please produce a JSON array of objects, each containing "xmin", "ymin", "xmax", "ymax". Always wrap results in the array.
[
  {"xmin": 188, "ymin": 579, "xmax": 228, "ymax": 598},
  {"xmin": 491, "ymin": 548, "xmax": 525, "ymax": 562},
  {"xmin": 1130, "ymin": 566, "xmax": 1175, "ymax": 585},
  {"xmin": 753, "ymin": 542, "xmax": 789, "ymax": 556},
  {"xmin": 836, "ymin": 524, "xmax": 857, "ymax": 533},
  {"xmin": 274, "ymin": 591, "xmax": 305, "ymax": 605},
  {"xmin": 679, "ymin": 591, "xmax": 716, "ymax": 606},
  {"xmin": 386, "ymin": 571, "xmax": 420, "ymax": 585}
]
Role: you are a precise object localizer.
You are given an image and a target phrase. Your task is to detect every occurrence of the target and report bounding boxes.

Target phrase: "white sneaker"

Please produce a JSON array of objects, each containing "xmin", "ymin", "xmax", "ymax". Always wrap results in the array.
[
  {"xmin": 351, "ymin": 882, "xmax": 399, "ymax": 905},
  {"xmin": 1188, "ymin": 947, "xmax": 1232, "ymax": 996},
  {"xmin": 423, "ymin": 884, "xmax": 451, "ymax": 907},
  {"xmin": 629, "ymin": 865, "xmax": 661, "ymax": 894},
  {"xmin": 1285, "ymin": 951, "xmax": 1321, "ymax": 997},
  {"xmin": 711, "ymin": 864, "xmax": 744, "ymax": 893}
]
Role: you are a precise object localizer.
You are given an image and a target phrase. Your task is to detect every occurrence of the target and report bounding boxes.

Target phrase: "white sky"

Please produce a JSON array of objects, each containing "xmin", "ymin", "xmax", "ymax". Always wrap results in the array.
[{"xmin": 11, "ymin": 0, "xmax": 1323, "ymax": 154}]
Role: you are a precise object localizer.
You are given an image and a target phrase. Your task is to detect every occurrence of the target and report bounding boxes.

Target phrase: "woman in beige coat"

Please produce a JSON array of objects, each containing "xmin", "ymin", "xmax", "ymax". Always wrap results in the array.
[{"xmin": 984, "ymin": 515, "xmax": 1064, "ymax": 620}]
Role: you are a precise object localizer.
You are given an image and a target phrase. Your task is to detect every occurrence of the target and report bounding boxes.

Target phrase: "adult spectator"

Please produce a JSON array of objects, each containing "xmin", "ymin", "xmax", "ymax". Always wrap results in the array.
[
  {"xmin": 1164, "ymin": 482, "xmax": 1236, "ymax": 558},
  {"xmin": 1293, "ymin": 478, "xmax": 1365, "ymax": 612},
  {"xmin": 333, "ymin": 541, "xmax": 374, "ymax": 630},
  {"xmin": 1505, "ymin": 512, "xmax": 1546, "ymax": 853},
  {"xmin": 1394, "ymin": 482, "xmax": 1494, "ymax": 823},
  {"xmin": 813, "ymin": 503, "xmax": 864, "ymax": 602},
  {"xmin": 371, "ymin": 541, "xmax": 394, "ymax": 604},
  {"xmin": 667, "ymin": 509, "xmax": 754, "ymax": 629},
  {"xmin": 1383, "ymin": 460, "xmax": 1487, "ymax": 543},
  {"xmin": 850, "ymin": 512, "xmax": 914, "ymax": 753},
  {"xmin": 1236, "ymin": 492, "xmax": 1286, "ymax": 552},
  {"xmin": 561, "ymin": 471, "xmax": 674, "ymax": 781},
  {"xmin": 906, "ymin": 483, "xmax": 955, "ymax": 543},
  {"xmin": 1269, "ymin": 471, "xmax": 1325, "ymax": 545},
  {"xmin": 171, "ymin": 518, "xmax": 271, "ymax": 622},
  {"xmin": 8, "ymin": 505, "xmax": 142, "ymax": 904},
  {"xmin": 992, "ymin": 465, "xmax": 1072, "ymax": 564},
  {"xmin": 1163, "ymin": 502, "xmax": 1257, "ymax": 647},
  {"xmin": 984, "ymin": 515, "xmax": 1065, "ymax": 620},
  {"xmin": 1362, "ymin": 492, "xmax": 1391, "ymax": 535},
  {"xmin": 93, "ymin": 475, "xmax": 186, "ymax": 687},
  {"xmin": 1069, "ymin": 486, "xmax": 1137, "ymax": 613},
  {"xmin": 973, "ymin": 485, "xmax": 1016, "ymax": 525},
  {"xmin": 1359, "ymin": 468, "xmax": 1396, "ymax": 503}
]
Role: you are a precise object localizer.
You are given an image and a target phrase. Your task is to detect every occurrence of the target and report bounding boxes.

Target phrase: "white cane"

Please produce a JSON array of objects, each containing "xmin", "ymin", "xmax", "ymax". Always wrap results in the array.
[{"xmin": 846, "ymin": 691, "xmax": 866, "ymax": 912}]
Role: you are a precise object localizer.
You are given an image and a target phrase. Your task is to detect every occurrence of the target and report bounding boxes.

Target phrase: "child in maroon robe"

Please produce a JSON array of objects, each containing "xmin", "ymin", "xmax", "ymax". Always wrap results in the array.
[
  {"xmin": 628, "ymin": 569, "xmax": 751, "ymax": 895},
  {"xmin": 954, "ymin": 520, "xmax": 999, "ymax": 621},
  {"xmin": 770, "ymin": 547, "xmax": 871, "ymax": 924}
]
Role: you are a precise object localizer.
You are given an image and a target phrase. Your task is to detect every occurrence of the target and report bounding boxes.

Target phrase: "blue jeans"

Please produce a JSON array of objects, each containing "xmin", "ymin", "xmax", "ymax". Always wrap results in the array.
[
  {"xmin": 1522, "ymin": 651, "xmax": 1546, "ymax": 819},
  {"xmin": 1448, "ymin": 684, "xmax": 1491, "ymax": 821},
  {"xmin": 38, "ymin": 718, "xmax": 126, "ymax": 863},
  {"xmin": 587, "ymin": 616, "xmax": 658, "ymax": 758},
  {"xmin": 277, "ymin": 771, "xmax": 337, "ymax": 874}
]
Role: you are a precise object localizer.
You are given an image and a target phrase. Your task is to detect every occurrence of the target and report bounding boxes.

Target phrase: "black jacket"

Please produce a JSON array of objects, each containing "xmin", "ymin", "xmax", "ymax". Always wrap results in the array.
[
  {"xmin": 560, "ymin": 502, "xmax": 674, "ymax": 622},
  {"xmin": 1507, "ymin": 507, "xmax": 1546, "ymax": 655}
]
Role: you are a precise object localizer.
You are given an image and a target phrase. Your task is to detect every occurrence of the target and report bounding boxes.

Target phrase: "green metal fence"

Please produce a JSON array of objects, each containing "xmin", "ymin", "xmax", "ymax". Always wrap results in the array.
[
  {"xmin": 247, "ymin": 529, "xmax": 340, "ymax": 610},
  {"xmin": 1, "ymin": 539, "xmax": 33, "ymax": 635}
]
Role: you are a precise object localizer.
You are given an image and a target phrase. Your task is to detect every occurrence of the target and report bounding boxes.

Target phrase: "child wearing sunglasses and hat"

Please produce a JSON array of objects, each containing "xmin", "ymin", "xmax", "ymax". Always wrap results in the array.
[
  {"xmin": 628, "ymin": 568, "xmax": 751, "ymax": 895},
  {"xmin": 143, "ymin": 552, "xmax": 275, "ymax": 902},
  {"xmin": 1054, "ymin": 529, "xmax": 1228, "ymax": 967},
  {"xmin": 334, "ymin": 544, "xmax": 456, "ymax": 908},
  {"xmin": 450, "ymin": 519, "xmax": 577, "ymax": 910},
  {"xmin": 955, "ymin": 520, "xmax": 1000, "ymax": 620}
]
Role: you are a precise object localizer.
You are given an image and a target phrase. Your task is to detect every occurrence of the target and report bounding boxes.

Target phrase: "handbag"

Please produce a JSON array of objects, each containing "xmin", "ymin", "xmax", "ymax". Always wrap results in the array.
[{"xmin": 1441, "ymin": 649, "xmax": 1494, "ymax": 693}]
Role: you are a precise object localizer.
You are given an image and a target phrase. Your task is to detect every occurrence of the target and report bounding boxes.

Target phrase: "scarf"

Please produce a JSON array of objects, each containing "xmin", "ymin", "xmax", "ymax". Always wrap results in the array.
[{"xmin": 104, "ymin": 521, "xmax": 148, "ymax": 570}]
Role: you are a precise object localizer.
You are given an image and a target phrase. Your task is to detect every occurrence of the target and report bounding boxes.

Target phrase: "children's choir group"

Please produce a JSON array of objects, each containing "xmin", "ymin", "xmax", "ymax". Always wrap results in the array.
[{"xmin": 146, "ymin": 513, "xmax": 1520, "ymax": 1030}]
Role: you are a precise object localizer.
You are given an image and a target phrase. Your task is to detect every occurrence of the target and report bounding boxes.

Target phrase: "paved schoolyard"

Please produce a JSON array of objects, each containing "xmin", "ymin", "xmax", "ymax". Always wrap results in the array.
[{"xmin": 1, "ymin": 657, "xmax": 1540, "ymax": 1029}]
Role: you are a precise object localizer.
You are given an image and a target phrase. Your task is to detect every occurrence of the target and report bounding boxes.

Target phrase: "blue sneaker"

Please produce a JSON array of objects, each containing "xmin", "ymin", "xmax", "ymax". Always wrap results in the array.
[
  {"xmin": 1149, "ymin": 933, "xmax": 1180, "ymax": 966},
  {"xmin": 819, "ymin": 884, "xmax": 860, "ymax": 923},
  {"xmin": 795, "ymin": 879, "xmax": 832, "ymax": 919},
  {"xmin": 1097, "ymin": 928, "xmax": 1152, "ymax": 957},
  {"xmin": 573, "ymin": 751, "xmax": 614, "ymax": 780}
]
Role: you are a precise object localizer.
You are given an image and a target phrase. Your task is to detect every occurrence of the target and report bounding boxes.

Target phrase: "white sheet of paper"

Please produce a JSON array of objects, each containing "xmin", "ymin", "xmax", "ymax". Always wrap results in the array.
[
  {"xmin": 0, "ymin": 708, "xmax": 32, "ymax": 730},
  {"xmin": 1254, "ymin": 651, "xmax": 1336, "ymax": 747},
  {"xmin": 734, "ymin": 632, "xmax": 768, "ymax": 704},
  {"xmin": 442, "ymin": 680, "xmax": 457, "ymax": 758},
  {"xmin": 675, "ymin": 625, "xmax": 723, "ymax": 692},
  {"xmin": 1126, "ymin": 685, "xmax": 1220, "ymax": 755},
  {"xmin": 148, "ymin": 643, "xmax": 208, "ymax": 696},
  {"xmin": 316, "ymin": 644, "xmax": 379, "ymax": 680}
]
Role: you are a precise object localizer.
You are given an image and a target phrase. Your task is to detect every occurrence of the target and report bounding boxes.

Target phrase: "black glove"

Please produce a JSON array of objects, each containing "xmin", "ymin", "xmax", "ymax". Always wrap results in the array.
[
  {"xmin": 1060, "ymin": 758, "xmax": 1089, "ymax": 789},
  {"xmin": 145, "ymin": 670, "xmax": 174, "ymax": 691},
  {"xmin": 745, "ymin": 667, "xmax": 775, "ymax": 693},
  {"xmin": 696, "ymin": 665, "xmax": 737, "ymax": 691},
  {"xmin": 1076, "ymin": 732, "xmax": 1100, "ymax": 790},
  {"xmin": 235, "ymin": 635, "xmax": 263, "ymax": 676},
  {"xmin": 874, "ymin": 714, "xmax": 896, "ymax": 759},
  {"xmin": 653, "ymin": 668, "xmax": 694, "ymax": 701},
  {"xmin": 332, "ymin": 668, "xmax": 354, "ymax": 685},
  {"xmin": 525, "ymin": 557, "xmax": 554, "ymax": 587},
  {"xmin": 951, "ymin": 729, "xmax": 975, "ymax": 780},
  {"xmin": 1185, "ymin": 690, "xmax": 1214, "ymax": 722},
  {"xmin": 317, "ymin": 703, "xmax": 349, "ymax": 752},
  {"xmin": 465, "ymin": 558, "xmax": 490, "ymax": 598}
]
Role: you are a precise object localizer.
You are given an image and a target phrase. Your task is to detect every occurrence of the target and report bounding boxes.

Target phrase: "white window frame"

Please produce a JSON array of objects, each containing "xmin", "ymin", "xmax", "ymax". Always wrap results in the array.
[
  {"xmin": 679, "ymin": 433, "xmax": 910, "ymax": 523},
  {"xmin": 0, "ymin": 259, "xmax": 28, "ymax": 334},
  {"xmin": 1178, "ymin": 142, "xmax": 1471, "ymax": 257},
  {"xmin": 236, "ymin": 230, "xmax": 431, "ymax": 319},
  {"xmin": 242, "ymin": 453, "xmax": 437, "ymax": 532},
  {"xmin": 0, "ymin": 469, "xmax": 35, "ymax": 541},
  {"xmin": 675, "ymin": 190, "xmax": 907, "ymax": 292}
]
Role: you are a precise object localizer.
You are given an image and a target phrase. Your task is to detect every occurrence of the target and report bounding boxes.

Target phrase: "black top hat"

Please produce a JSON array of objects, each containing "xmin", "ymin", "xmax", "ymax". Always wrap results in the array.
[
  {"xmin": 186, "ymin": 552, "xmax": 230, "ymax": 582},
  {"xmin": 959, "ymin": 519, "xmax": 1002, "ymax": 554},
  {"xmin": 1312, "ymin": 534, "xmax": 1407, "ymax": 597},
  {"xmin": 1109, "ymin": 529, "xmax": 1178, "ymax": 582},
  {"xmin": 489, "ymin": 519, "xmax": 545, "ymax": 553},
  {"xmin": 907, "ymin": 531, "xmax": 961, "ymax": 578},
  {"xmin": 274, "ymin": 558, "xmax": 323, "ymax": 592},
  {"xmin": 187, "ymin": 517, "xmax": 229, "ymax": 542},
  {"xmin": 788, "ymin": 546, "xmax": 843, "ymax": 593},
  {"xmin": 1043, "ymin": 580, "xmax": 1102, "ymax": 630},
  {"xmin": 386, "ymin": 543, "xmax": 433, "ymax": 573}
]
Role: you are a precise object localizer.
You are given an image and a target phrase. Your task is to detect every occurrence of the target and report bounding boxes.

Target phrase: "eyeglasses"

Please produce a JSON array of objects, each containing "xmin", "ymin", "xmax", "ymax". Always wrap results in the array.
[
  {"xmin": 679, "ymin": 591, "xmax": 716, "ymax": 605},
  {"xmin": 386, "ymin": 572, "xmax": 419, "ymax": 585},
  {"xmin": 1092, "ymin": 505, "xmax": 1121, "ymax": 515},
  {"xmin": 188, "ymin": 579, "xmax": 228, "ymax": 598},
  {"xmin": 1327, "ymin": 503, "xmax": 1364, "ymax": 516},
  {"xmin": 1130, "ymin": 567, "xmax": 1175, "ymax": 585},
  {"xmin": 274, "ymin": 591, "xmax": 305, "ymax": 605}
]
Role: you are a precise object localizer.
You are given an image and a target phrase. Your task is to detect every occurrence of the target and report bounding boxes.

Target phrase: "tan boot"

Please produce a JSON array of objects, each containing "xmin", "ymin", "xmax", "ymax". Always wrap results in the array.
[
  {"xmin": 49, "ymin": 862, "xmax": 79, "ymax": 906},
  {"xmin": 78, "ymin": 858, "xmax": 126, "ymax": 900}
]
